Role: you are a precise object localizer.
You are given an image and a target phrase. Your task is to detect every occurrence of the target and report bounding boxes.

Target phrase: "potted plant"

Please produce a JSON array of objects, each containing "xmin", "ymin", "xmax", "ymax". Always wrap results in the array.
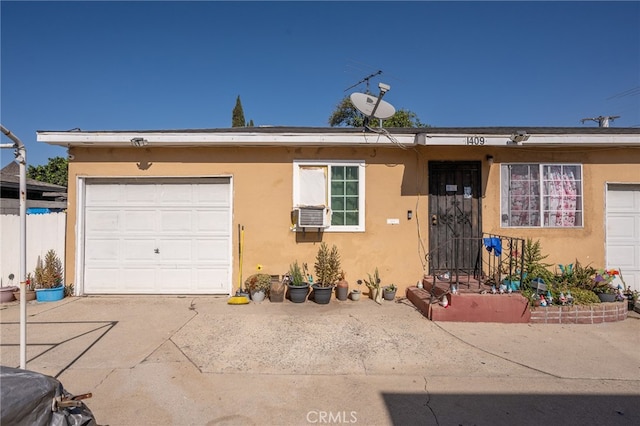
[
  {"xmin": 34, "ymin": 250, "xmax": 65, "ymax": 302},
  {"xmin": 286, "ymin": 261, "xmax": 309, "ymax": 303},
  {"xmin": 312, "ymin": 242, "xmax": 341, "ymax": 304},
  {"xmin": 624, "ymin": 286, "xmax": 639, "ymax": 311},
  {"xmin": 244, "ymin": 273, "xmax": 271, "ymax": 303},
  {"xmin": 364, "ymin": 267, "xmax": 383, "ymax": 304},
  {"xmin": 335, "ymin": 270, "xmax": 349, "ymax": 301},
  {"xmin": 383, "ymin": 283, "xmax": 397, "ymax": 301},
  {"xmin": 593, "ymin": 269, "xmax": 620, "ymax": 302},
  {"xmin": 1, "ymin": 273, "xmax": 18, "ymax": 303},
  {"xmin": 12, "ymin": 273, "xmax": 36, "ymax": 302}
]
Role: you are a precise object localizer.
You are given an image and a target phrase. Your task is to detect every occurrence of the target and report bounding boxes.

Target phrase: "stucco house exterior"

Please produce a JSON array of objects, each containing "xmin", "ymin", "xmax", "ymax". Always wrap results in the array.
[{"xmin": 36, "ymin": 127, "xmax": 640, "ymax": 297}]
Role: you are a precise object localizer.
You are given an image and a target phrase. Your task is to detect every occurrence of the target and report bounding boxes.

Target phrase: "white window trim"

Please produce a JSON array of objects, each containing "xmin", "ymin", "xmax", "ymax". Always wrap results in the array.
[
  {"xmin": 500, "ymin": 163, "xmax": 584, "ymax": 228},
  {"xmin": 293, "ymin": 160, "xmax": 365, "ymax": 232}
]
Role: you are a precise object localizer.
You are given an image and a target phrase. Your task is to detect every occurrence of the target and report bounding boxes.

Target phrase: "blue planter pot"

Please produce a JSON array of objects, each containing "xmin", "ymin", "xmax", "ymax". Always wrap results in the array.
[{"xmin": 35, "ymin": 285, "xmax": 64, "ymax": 302}]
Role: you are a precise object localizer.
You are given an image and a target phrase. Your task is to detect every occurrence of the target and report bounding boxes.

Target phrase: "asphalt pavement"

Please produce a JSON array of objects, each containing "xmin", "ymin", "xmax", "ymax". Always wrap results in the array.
[{"xmin": 1, "ymin": 295, "xmax": 639, "ymax": 426}]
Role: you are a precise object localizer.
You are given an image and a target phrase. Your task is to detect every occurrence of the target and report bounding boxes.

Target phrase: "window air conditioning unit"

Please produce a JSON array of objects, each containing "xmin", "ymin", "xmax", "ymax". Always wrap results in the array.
[{"xmin": 295, "ymin": 206, "xmax": 328, "ymax": 228}]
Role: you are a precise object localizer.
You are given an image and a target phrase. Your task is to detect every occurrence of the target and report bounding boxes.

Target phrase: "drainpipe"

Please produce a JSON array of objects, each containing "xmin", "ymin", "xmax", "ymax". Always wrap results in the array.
[{"xmin": 1, "ymin": 124, "xmax": 27, "ymax": 370}]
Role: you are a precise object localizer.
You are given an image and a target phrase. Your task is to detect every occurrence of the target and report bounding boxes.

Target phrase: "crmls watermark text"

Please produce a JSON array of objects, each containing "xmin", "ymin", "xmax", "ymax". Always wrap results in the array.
[{"xmin": 306, "ymin": 410, "xmax": 358, "ymax": 424}]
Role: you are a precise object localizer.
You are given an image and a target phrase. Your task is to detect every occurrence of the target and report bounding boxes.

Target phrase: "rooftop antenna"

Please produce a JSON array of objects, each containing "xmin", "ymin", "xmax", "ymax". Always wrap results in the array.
[
  {"xmin": 344, "ymin": 70, "xmax": 382, "ymax": 94},
  {"xmin": 350, "ymin": 82, "xmax": 396, "ymax": 129},
  {"xmin": 580, "ymin": 115, "xmax": 620, "ymax": 128}
]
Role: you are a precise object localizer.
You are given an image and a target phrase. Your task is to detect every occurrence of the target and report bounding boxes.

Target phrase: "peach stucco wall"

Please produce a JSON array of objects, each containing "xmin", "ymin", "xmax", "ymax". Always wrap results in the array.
[{"xmin": 64, "ymin": 144, "xmax": 639, "ymax": 294}]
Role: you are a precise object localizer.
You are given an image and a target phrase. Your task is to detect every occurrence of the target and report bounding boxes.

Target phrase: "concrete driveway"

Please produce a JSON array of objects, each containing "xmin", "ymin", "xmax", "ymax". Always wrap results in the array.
[{"xmin": 1, "ymin": 295, "xmax": 639, "ymax": 426}]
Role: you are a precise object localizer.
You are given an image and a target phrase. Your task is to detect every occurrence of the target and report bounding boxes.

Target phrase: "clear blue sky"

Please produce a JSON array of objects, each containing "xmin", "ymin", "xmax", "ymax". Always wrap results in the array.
[{"xmin": 2, "ymin": 1, "xmax": 639, "ymax": 167}]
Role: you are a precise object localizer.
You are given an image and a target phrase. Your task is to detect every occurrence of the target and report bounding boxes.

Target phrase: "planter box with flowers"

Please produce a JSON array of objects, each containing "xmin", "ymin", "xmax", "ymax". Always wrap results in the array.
[{"xmin": 593, "ymin": 269, "xmax": 627, "ymax": 303}]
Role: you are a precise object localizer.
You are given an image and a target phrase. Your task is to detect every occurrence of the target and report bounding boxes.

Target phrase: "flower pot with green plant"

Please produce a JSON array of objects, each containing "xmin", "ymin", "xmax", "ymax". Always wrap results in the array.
[
  {"xmin": 286, "ymin": 261, "xmax": 309, "ymax": 303},
  {"xmin": 34, "ymin": 250, "xmax": 65, "ymax": 302},
  {"xmin": 383, "ymin": 283, "xmax": 397, "ymax": 301},
  {"xmin": 312, "ymin": 242, "xmax": 341, "ymax": 304},
  {"xmin": 592, "ymin": 269, "xmax": 621, "ymax": 302},
  {"xmin": 364, "ymin": 267, "xmax": 383, "ymax": 304},
  {"xmin": 244, "ymin": 273, "xmax": 271, "ymax": 303}
]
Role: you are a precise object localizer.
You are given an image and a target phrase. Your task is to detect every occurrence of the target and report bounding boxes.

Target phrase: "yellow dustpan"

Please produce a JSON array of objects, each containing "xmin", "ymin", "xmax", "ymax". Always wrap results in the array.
[{"xmin": 228, "ymin": 225, "xmax": 249, "ymax": 305}]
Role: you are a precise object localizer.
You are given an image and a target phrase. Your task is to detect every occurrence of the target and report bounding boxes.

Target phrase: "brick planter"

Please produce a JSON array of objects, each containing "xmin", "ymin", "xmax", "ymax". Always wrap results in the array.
[{"xmin": 529, "ymin": 301, "xmax": 628, "ymax": 324}]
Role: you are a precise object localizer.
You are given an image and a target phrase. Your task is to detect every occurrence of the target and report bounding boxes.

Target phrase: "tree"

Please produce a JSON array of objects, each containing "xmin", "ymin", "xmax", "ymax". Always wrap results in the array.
[
  {"xmin": 232, "ymin": 95, "xmax": 246, "ymax": 127},
  {"xmin": 27, "ymin": 156, "xmax": 68, "ymax": 187},
  {"xmin": 328, "ymin": 96, "xmax": 429, "ymax": 128}
]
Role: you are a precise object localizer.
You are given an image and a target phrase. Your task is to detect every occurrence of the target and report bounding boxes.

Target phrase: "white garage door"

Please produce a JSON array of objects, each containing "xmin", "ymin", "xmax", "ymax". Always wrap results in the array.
[
  {"xmin": 606, "ymin": 184, "xmax": 640, "ymax": 292},
  {"xmin": 83, "ymin": 178, "xmax": 232, "ymax": 294}
]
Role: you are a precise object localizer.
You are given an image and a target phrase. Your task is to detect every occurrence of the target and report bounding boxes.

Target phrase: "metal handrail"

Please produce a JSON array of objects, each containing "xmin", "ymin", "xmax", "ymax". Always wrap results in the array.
[{"xmin": 424, "ymin": 233, "xmax": 525, "ymax": 296}]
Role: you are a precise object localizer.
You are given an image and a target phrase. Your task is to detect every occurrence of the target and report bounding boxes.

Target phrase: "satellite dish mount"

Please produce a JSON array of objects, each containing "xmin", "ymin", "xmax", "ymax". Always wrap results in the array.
[{"xmin": 350, "ymin": 82, "xmax": 396, "ymax": 130}]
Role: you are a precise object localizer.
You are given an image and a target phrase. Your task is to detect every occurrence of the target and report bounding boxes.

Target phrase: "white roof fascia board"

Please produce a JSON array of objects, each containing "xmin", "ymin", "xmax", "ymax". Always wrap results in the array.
[
  {"xmin": 520, "ymin": 134, "xmax": 640, "ymax": 146},
  {"xmin": 37, "ymin": 131, "xmax": 418, "ymax": 147},
  {"xmin": 417, "ymin": 133, "xmax": 516, "ymax": 146},
  {"xmin": 416, "ymin": 133, "xmax": 640, "ymax": 146}
]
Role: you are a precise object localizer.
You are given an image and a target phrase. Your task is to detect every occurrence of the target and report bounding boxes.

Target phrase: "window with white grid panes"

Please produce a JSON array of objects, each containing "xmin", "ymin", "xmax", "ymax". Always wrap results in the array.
[
  {"xmin": 501, "ymin": 164, "xmax": 582, "ymax": 228},
  {"xmin": 293, "ymin": 160, "xmax": 365, "ymax": 232}
]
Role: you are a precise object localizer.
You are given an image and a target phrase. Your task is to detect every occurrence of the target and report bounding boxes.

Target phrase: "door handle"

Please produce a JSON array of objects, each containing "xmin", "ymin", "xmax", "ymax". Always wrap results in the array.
[
  {"xmin": 154, "ymin": 248, "xmax": 160, "ymax": 254},
  {"xmin": 431, "ymin": 215, "xmax": 437, "ymax": 226}
]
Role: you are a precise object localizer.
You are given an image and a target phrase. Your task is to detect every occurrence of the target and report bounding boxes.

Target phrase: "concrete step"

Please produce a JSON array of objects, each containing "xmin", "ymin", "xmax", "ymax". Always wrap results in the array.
[{"xmin": 406, "ymin": 286, "xmax": 531, "ymax": 323}]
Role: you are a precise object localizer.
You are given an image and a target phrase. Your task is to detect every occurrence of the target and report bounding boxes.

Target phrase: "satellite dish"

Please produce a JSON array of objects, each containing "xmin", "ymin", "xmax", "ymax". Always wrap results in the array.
[{"xmin": 350, "ymin": 92, "xmax": 396, "ymax": 120}]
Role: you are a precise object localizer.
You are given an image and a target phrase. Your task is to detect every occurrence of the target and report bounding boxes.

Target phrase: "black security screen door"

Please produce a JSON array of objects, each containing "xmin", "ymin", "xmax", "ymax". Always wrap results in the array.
[{"xmin": 428, "ymin": 161, "xmax": 482, "ymax": 274}]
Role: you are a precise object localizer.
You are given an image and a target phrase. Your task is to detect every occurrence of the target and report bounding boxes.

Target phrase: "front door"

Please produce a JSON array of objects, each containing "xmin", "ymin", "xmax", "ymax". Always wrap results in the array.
[{"xmin": 428, "ymin": 161, "xmax": 482, "ymax": 275}]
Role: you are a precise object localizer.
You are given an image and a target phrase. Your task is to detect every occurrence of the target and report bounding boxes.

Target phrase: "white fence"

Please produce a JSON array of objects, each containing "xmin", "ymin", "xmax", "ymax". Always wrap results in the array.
[{"xmin": 0, "ymin": 213, "xmax": 66, "ymax": 286}]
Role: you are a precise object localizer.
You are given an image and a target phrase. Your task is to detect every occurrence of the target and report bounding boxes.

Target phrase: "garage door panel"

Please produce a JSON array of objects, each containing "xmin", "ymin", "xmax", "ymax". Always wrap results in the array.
[
  {"xmin": 84, "ymin": 178, "xmax": 231, "ymax": 295},
  {"xmin": 123, "ymin": 239, "xmax": 157, "ymax": 261},
  {"xmin": 86, "ymin": 185, "xmax": 120, "ymax": 205},
  {"xmin": 196, "ymin": 268, "xmax": 228, "ymax": 291},
  {"xmin": 85, "ymin": 238, "xmax": 120, "ymax": 261},
  {"xmin": 85, "ymin": 210, "xmax": 119, "ymax": 232},
  {"xmin": 198, "ymin": 183, "xmax": 230, "ymax": 205},
  {"xmin": 607, "ymin": 246, "xmax": 638, "ymax": 269},
  {"xmin": 123, "ymin": 210, "xmax": 157, "ymax": 232},
  {"xmin": 121, "ymin": 268, "xmax": 157, "ymax": 291},
  {"xmin": 124, "ymin": 184, "xmax": 156, "ymax": 204},
  {"xmin": 160, "ymin": 210, "xmax": 194, "ymax": 232},
  {"xmin": 197, "ymin": 239, "xmax": 230, "ymax": 262},
  {"xmin": 607, "ymin": 216, "xmax": 639, "ymax": 240},
  {"xmin": 198, "ymin": 209, "xmax": 230, "ymax": 232},
  {"xmin": 157, "ymin": 268, "xmax": 191, "ymax": 291},
  {"xmin": 85, "ymin": 267, "xmax": 121, "ymax": 292},
  {"xmin": 607, "ymin": 187, "xmax": 640, "ymax": 210},
  {"xmin": 159, "ymin": 239, "xmax": 192, "ymax": 261},
  {"xmin": 160, "ymin": 184, "xmax": 193, "ymax": 204}
]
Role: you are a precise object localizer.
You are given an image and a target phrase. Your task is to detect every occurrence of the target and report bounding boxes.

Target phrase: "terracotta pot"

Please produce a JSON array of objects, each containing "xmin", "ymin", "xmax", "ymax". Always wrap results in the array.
[{"xmin": 13, "ymin": 290, "xmax": 36, "ymax": 301}]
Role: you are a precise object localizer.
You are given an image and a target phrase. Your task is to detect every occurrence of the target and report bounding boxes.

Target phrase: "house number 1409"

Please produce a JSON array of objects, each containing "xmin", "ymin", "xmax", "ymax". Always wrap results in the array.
[{"xmin": 466, "ymin": 136, "xmax": 485, "ymax": 145}]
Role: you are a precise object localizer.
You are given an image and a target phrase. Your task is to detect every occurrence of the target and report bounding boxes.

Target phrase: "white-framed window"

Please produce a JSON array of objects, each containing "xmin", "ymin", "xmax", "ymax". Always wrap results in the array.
[
  {"xmin": 501, "ymin": 163, "xmax": 583, "ymax": 228},
  {"xmin": 293, "ymin": 160, "xmax": 365, "ymax": 232}
]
